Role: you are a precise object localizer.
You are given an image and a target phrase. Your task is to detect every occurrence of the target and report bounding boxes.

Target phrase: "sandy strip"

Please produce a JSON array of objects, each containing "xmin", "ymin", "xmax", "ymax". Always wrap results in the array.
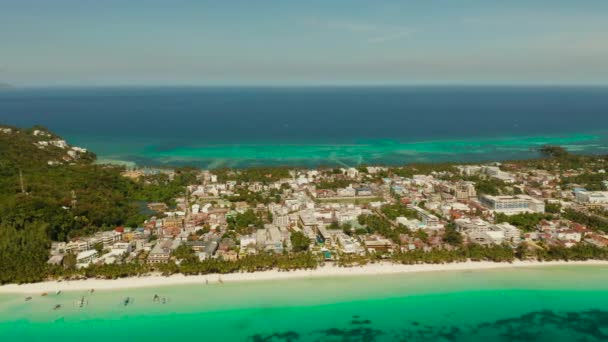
[{"xmin": 2, "ymin": 260, "xmax": 608, "ymax": 294}]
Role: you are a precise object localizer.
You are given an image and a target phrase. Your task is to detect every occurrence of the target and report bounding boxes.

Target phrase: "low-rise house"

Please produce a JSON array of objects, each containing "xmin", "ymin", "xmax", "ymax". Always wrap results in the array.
[
  {"xmin": 186, "ymin": 241, "xmax": 207, "ymax": 252},
  {"xmin": 337, "ymin": 186, "xmax": 356, "ymax": 197},
  {"xmin": 217, "ymin": 250, "xmax": 238, "ymax": 261},
  {"xmin": 363, "ymin": 236, "xmax": 394, "ymax": 253},
  {"xmin": 111, "ymin": 242, "xmax": 133, "ymax": 254},
  {"xmin": 557, "ymin": 230, "xmax": 582, "ymax": 242},
  {"xmin": 239, "ymin": 235, "xmax": 257, "ymax": 255},
  {"xmin": 147, "ymin": 239, "xmax": 180, "ymax": 264},
  {"xmin": 356, "ymin": 187, "xmax": 372, "ymax": 196}
]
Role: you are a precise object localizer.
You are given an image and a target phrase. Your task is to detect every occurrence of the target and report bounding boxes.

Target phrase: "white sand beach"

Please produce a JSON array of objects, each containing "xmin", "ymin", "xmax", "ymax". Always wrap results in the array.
[{"xmin": 2, "ymin": 260, "xmax": 608, "ymax": 294}]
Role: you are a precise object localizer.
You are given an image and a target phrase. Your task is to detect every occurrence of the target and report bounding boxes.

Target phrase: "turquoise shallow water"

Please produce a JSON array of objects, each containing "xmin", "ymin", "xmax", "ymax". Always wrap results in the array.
[
  {"xmin": 2, "ymin": 265, "xmax": 608, "ymax": 341},
  {"xmin": 96, "ymin": 133, "xmax": 606, "ymax": 168}
]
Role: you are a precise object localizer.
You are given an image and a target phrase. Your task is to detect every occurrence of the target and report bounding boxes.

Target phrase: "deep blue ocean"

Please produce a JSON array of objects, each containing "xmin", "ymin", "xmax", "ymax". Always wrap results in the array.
[{"xmin": 0, "ymin": 86, "xmax": 607, "ymax": 168}]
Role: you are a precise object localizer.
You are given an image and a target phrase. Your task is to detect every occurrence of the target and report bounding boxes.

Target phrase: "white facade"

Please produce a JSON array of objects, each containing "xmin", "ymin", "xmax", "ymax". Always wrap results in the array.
[
  {"xmin": 480, "ymin": 195, "xmax": 545, "ymax": 214},
  {"xmin": 575, "ymin": 191, "xmax": 608, "ymax": 204}
]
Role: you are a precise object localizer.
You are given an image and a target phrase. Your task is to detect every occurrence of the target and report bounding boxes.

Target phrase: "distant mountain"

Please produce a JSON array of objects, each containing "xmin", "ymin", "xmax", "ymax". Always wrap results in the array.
[{"xmin": 0, "ymin": 83, "xmax": 14, "ymax": 90}]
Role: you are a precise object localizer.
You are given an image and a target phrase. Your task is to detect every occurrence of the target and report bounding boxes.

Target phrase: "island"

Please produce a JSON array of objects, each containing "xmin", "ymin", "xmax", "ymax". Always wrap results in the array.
[{"xmin": 1, "ymin": 125, "xmax": 608, "ymax": 291}]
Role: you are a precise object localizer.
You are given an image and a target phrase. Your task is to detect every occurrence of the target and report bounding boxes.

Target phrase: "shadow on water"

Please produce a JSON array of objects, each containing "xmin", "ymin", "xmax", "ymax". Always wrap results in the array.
[{"xmin": 248, "ymin": 310, "xmax": 608, "ymax": 341}]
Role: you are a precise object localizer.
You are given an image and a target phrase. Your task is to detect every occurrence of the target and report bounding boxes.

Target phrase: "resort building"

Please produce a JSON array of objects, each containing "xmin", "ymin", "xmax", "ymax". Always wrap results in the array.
[
  {"xmin": 480, "ymin": 195, "xmax": 545, "ymax": 214},
  {"xmin": 412, "ymin": 206, "xmax": 442, "ymax": 229},
  {"xmin": 76, "ymin": 250, "xmax": 98, "ymax": 266},
  {"xmin": 575, "ymin": 191, "xmax": 608, "ymax": 205}
]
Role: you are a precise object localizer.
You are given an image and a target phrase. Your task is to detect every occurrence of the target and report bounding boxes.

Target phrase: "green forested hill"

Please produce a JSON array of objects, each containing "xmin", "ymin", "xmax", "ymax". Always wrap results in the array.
[
  {"xmin": 0, "ymin": 126, "xmax": 145, "ymax": 283},
  {"xmin": 0, "ymin": 125, "xmax": 202, "ymax": 283}
]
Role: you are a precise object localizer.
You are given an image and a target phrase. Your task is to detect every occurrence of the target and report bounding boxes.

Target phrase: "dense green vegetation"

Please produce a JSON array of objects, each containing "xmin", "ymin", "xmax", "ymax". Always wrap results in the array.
[
  {"xmin": 290, "ymin": 231, "xmax": 310, "ymax": 252},
  {"xmin": 357, "ymin": 213, "xmax": 410, "ymax": 244},
  {"xmin": 225, "ymin": 187, "xmax": 282, "ymax": 205},
  {"xmin": 227, "ymin": 209, "xmax": 264, "ymax": 234},
  {"xmin": 457, "ymin": 175, "xmax": 508, "ymax": 196},
  {"xmin": 443, "ymin": 223, "xmax": 463, "ymax": 246},
  {"xmin": 561, "ymin": 172, "xmax": 608, "ymax": 191},
  {"xmin": 520, "ymin": 145, "xmax": 608, "ymax": 172},
  {"xmin": 381, "ymin": 203, "xmax": 418, "ymax": 220},
  {"xmin": 495, "ymin": 212, "xmax": 553, "ymax": 231},
  {"xmin": 545, "ymin": 201, "xmax": 562, "ymax": 214},
  {"xmin": 0, "ymin": 222, "xmax": 50, "ymax": 284},
  {"xmin": 0, "ymin": 126, "xmax": 199, "ymax": 283},
  {"xmin": 563, "ymin": 209, "xmax": 608, "ymax": 233},
  {"xmin": 131, "ymin": 168, "xmax": 199, "ymax": 205},
  {"xmin": 392, "ymin": 244, "xmax": 515, "ymax": 263},
  {"xmin": 539, "ymin": 145, "xmax": 570, "ymax": 158}
]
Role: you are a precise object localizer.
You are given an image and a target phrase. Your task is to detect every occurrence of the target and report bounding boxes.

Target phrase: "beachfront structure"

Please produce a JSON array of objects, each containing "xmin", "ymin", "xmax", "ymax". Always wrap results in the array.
[
  {"xmin": 467, "ymin": 231, "xmax": 496, "ymax": 246},
  {"xmin": 456, "ymin": 219, "xmax": 521, "ymax": 245},
  {"xmin": 480, "ymin": 195, "xmax": 545, "ymax": 214},
  {"xmin": 493, "ymin": 222, "xmax": 522, "ymax": 244},
  {"xmin": 76, "ymin": 250, "xmax": 98, "ymax": 265},
  {"xmin": 363, "ymin": 236, "xmax": 394, "ymax": 253},
  {"xmin": 239, "ymin": 235, "xmax": 257, "ymax": 254},
  {"xmin": 147, "ymin": 239, "xmax": 180, "ymax": 264},
  {"xmin": 336, "ymin": 233, "xmax": 361, "ymax": 254},
  {"xmin": 256, "ymin": 225, "xmax": 285, "ymax": 253},
  {"xmin": 64, "ymin": 231, "xmax": 124, "ymax": 253}
]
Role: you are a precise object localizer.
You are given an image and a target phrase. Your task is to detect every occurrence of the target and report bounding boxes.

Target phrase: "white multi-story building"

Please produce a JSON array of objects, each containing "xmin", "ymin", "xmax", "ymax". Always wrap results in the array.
[
  {"xmin": 76, "ymin": 250, "xmax": 98, "ymax": 266},
  {"xmin": 575, "ymin": 191, "xmax": 608, "ymax": 204},
  {"xmin": 480, "ymin": 195, "xmax": 545, "ymax": 214},
  {"xmin": 412, "ymin": 206, "xmax": 442, "ymax": 229},
  {"xmin": 484, "ymin": 166, "xmax": 516, "ymax": 183},
  {"xmin": 493, "ymin": 222, "xmax": 521, "ymax": 244}
]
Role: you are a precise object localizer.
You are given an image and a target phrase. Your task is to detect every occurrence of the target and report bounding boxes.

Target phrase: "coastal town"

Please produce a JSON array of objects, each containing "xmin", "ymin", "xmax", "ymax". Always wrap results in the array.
[
  {"xmin": 2, "ymin": 125, "xmax": 608, "ymax": 284},
  {"xmin": 47, "ymin": 156, "xmax": 608, "ymax": 272}
]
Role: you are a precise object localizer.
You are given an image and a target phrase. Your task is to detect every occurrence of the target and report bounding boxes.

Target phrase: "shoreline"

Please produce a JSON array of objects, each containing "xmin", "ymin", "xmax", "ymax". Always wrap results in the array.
[{"xmin": 2, "ymin": 260, "xmax": 608, "ymax": 294}]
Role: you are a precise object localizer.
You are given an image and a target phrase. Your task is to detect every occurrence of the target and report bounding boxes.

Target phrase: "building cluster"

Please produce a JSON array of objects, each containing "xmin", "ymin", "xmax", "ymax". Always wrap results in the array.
[{"xmin": 48, "ymin": 161, "xmax": 608, "ymax": 267}]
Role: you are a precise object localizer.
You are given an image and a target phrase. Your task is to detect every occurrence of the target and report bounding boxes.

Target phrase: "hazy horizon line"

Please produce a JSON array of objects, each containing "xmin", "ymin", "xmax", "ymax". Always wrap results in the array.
[{"xmin": 3, "ymin": 82, "xmax": 608, "ymax": 90}]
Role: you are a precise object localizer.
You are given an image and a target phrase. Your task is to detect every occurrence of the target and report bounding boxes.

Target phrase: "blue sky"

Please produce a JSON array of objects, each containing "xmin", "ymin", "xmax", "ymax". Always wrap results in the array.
[{"xmin": 1, "ymin": 0, "xmax": 607, "ymax": 86}]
